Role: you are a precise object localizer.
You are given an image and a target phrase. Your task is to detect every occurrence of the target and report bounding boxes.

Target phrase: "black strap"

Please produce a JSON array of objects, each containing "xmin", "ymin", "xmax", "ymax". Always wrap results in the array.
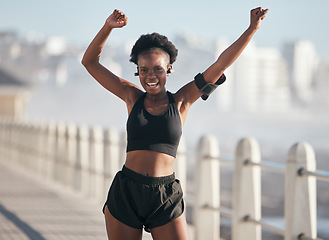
[{"xmin": 194, "ymin": 73, "xmax": 226, "ymax": 100}]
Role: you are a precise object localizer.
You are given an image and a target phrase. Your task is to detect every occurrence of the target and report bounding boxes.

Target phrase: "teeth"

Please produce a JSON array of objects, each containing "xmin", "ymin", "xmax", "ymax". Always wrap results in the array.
[{"xmin": 147, "ymin": 83, "xmax": 158, "ymax": 87}]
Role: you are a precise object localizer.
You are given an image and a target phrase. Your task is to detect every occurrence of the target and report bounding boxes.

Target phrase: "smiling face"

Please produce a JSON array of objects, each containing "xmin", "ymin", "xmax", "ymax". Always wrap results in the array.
[{"xmin": 137, "ymin": 48, "xmax": 172, "ymax": 95}]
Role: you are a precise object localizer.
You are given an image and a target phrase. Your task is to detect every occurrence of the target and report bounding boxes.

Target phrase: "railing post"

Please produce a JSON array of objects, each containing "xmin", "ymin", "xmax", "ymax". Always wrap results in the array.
[
  {"xmin": 61, "ymin": 124, "xmax": 70, "ymax": 187},
  {"xmin": 66, "ymin": 123, "xmax": 77, "ymax": 190},
  {"xmin": 0, "ymin": 120, "xmax": 5, "ymax": 162},
  {"xmin": 285, "ymin": 142, "xmax": 317, "ymax": 240},
  {"xmin": 89, "ymin": 126, "xmax": 104, "ymax": 201},
  {"xmin": 15, "ymin": 122, "xmax": 25, "ymax": 167},
  {"xmin": 38, "ymin": 123, "xmax": 48, "ymax": 178},
  {"xmin": 5, "ymin": 120, "xmax": 13, "ymax": 165},
  {"xmin": 21, "ymin": 123, "xmax": 30, "ymax": 170},
  {"xmin": 10, "ymin": 121, "xmax": 19, "ymax": 166},
  {"xmin": 174, "ymin": 137, "xmax": 186, "ymax": 196},
  {"xmin": 103, "ymin": 128, "xmax": 120, "ymax": 200},
  {"xmin": 76, "ymin": 125, "xmax": 90, "ymax": 195},
  {"xmin": 55, "ymin": 123, "xmax": 67, "ymax": 183},
  {"xmin": 11, "ymin": 121, "xmax": 18, "ymax": 166},
  {"xmin": 194, "ymin": 135, "xmax": 220, "ymax": 240},
  {"xmin": 34, "ymin": 123, "xmax": 45, "ymax": 177},
  {"xmin": 27, "ymin": 123, "xmax": 35, "ymax": 171},
  {"xmin": 232, "ymin": 137, "xmax": 261, "ymax": 240},
  {"xmin": 45, "ymin": 122, "xmax": 57, "ymax": 182}
]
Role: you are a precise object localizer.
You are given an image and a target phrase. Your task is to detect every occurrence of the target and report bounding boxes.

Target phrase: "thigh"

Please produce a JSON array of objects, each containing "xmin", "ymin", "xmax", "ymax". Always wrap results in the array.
[
  {"xmin": 104, "ymin": 206, "xmax": 143, "ymax": 240},
  {"xmin": 150, "ymin": 214, "xmax": 190, "ymax": 240}
]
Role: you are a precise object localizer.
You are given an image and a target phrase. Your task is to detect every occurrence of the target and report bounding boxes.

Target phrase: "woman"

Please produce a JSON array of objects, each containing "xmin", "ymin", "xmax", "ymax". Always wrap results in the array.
[{"xmin": 82, "ymin": 7, "xmax": 268, "ymax": 240}]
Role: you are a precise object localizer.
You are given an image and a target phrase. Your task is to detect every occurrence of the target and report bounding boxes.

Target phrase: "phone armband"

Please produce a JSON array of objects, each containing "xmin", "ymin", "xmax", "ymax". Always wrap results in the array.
[{"xmin": 194, "ymin": 73, "xmax": 226, "ymax": 100}]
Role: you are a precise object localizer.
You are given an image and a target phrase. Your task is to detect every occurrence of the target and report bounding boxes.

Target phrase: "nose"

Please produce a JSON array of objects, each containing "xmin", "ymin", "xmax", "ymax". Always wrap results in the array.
[{"xmin": 147, "ymin": 69, "xmax": 156, "ymax": 77}]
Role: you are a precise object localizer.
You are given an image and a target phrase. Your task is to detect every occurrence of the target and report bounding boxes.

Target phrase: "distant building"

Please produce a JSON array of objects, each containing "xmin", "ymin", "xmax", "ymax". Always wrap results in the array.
[
  {"xmin": 283, "ymin": 40, "xmax": 319, "ymax": 106},
  {"xmin": 0, "ymin": 69, "xmax": 30, "ymax": 120},
  {"xmin": 312, "ymin": 60, "xmax": 329, "ymax": 108},
  {"xmin": 216, "ymin": 43, "xmax": 291, "ymax": 113},
  {"xmin": 1, "ymin": 30, "xmax": 327, "ymax": 122},
  {"xmin": 0, "ymin": 31, "xmax": 72, "ymax": 86}
]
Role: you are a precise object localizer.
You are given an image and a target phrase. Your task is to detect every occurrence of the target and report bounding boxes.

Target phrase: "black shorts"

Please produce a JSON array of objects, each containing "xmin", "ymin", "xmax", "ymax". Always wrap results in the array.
[{"xmin": 103, "ymin": 165, "xmax": 184, "ymax": 231}]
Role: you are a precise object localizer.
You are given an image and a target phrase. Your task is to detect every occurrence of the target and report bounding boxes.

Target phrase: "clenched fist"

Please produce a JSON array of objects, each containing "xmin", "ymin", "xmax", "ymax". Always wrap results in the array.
[
  {"xmin": 250, "ymin": 7, "xmax": 269, "ymax": 30},
  {"xmin": 106, "ymin": 9, "xmax": 128, "ymax": 29}
]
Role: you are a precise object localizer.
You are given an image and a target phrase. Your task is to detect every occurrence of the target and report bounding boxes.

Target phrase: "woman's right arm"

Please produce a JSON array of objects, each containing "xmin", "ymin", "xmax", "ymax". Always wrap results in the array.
[{"xmin": 81, "ymin": 9, "xmax": 141, "ymax": 104}]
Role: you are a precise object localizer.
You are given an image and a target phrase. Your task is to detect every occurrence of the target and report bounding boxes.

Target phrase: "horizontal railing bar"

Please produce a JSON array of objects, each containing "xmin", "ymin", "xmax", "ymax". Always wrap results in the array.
[
  {"xmin": 219, "ymin": 206, "xmax": 232, "ymax": 218},
  {"xmin": 200, "ymin": 155, "xmax": 234, "ymax": 163},
  {"xmin": 202, "ymin": 204, "xmax": 233, "ymax": 218},
  {"xmin": 298, "ymin": 233, "xmax": 324, "ymax": 240},
  {"xmin": 202, "ymin": 156, "xmax": 219, "ymax": 161},
  {"xmin": 186, "ymin": 198, "xmax": 233, "ymax": 218},
  {"xmin": 220, "ymin": 155, "xmax": 234, "ymax": 163},
  {"xmin": 298, "ymin": 168, "xmax": 329, "ymax": 182},
  {"xmin": 243, "ymin": 215, "xmax": 285, "ymax": 236},
  {"xmin": 244, "ymin": 160, "xmax": 286, "ymax": 174},
  {"xmin": 183, "ymin": 201, "xmax": 325, "ymax": 239}
]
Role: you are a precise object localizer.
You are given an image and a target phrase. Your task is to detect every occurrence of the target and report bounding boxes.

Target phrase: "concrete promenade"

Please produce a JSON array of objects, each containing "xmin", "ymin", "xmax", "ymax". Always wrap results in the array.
[{"xmin": 0, "ymin": 163, "xmax": 154, "ymax": 240}]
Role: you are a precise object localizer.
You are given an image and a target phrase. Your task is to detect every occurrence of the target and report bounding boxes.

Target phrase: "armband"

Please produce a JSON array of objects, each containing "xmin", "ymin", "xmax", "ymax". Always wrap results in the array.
[{"xmin": 194, "ymin": 73, "xmax": 226, "ymax": 100}]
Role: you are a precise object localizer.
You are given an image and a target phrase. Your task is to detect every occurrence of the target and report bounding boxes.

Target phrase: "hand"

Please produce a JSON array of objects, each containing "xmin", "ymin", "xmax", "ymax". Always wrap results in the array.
[
  {"xmin": 106, "ymin": 9, "xmax": 128, "ymax": 29},
  {"xmin": 249, "ymin": 7, "xmax": 269, "ymax": 30}
]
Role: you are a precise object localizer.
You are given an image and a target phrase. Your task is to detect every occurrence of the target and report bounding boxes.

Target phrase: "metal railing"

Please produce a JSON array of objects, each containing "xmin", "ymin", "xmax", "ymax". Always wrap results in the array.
[
  {"xmin": 195, "ymin": 150, "xmax": 327, "ymax": 240},
  {"xmin": 298, "ymin": 167, "xmax": 329, "ymax": 182},
  {"xmin": 1, "ymin": 120, "xmax": 328, "ymax": 240}
]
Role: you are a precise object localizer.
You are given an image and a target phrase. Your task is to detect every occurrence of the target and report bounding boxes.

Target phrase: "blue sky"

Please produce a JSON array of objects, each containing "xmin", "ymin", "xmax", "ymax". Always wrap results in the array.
[{"xmin": 1, "ymin": 0, "xmax": 329, "ymax": 58}]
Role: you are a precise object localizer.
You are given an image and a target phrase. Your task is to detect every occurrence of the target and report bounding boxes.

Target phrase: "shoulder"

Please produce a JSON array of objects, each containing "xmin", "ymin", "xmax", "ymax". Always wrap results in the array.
[{"xmin": 173, "ymin": 79, "xmax": 201, "ymax": 107}]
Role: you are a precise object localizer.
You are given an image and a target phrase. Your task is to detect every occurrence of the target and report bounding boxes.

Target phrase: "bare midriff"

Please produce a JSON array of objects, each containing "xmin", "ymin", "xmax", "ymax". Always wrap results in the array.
[{"xmin": 125, "ymin": 150, "xmax": 175, "ymax": 177}]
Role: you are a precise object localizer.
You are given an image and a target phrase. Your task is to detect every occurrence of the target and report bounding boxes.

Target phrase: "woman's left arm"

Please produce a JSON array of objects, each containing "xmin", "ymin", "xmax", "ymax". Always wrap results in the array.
[
  {"xmin": 175, "ymin": 7, "xmax": 268, "ymax": 110},
  {"xmin": 175, "ymin": 7, "xmax": 269, "ymax": 123}
]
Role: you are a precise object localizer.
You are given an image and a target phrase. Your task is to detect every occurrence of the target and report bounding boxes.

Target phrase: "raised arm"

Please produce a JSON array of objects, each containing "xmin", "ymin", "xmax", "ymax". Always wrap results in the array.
[
  {"xmin": 174, "ymin": 7, "xmax": 268, "ymax": 123},
  {"xmin": 203, "ymin": 7, "xmax": 269, "ymax": 82},
  {"xmin": 82, "ymin": 9, "xmax": 141, "ymax": 104}
]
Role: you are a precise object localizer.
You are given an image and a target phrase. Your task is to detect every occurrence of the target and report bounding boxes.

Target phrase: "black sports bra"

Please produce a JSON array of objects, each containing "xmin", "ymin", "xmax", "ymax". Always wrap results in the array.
[{"xmin": 126, "ymin": 91, "xmax": 182, "ymax": 157}]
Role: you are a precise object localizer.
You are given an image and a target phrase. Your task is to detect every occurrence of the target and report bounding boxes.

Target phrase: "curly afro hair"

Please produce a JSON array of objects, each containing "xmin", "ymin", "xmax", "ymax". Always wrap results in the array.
[{"xmin": 129, "ymin": 32, "xmax": 178, "ymax": 65}]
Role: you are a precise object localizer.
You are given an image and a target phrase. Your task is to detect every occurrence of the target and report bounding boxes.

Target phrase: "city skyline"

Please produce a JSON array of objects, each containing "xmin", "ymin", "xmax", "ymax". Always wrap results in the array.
[
  {"xmin": 0, "ymin": 20, "xmax": 328, "ymax": 172},
  {"xmin": 1, "ymin": 0, "xmax": 329, "ymax": 59},
  {"xmin": 0, "ymin": 29, "xmax": 327, "ymax": 109},
  {"xmin": 1, "ymin": 29, "xmax": 327, "ymax": 123}
]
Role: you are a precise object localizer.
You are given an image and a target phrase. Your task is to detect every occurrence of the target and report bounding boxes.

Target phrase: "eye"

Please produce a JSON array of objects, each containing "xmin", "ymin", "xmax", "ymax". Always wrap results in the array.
[{"xmin": 155, "ymin": 67, "xmax": 164, "ymax": 72}]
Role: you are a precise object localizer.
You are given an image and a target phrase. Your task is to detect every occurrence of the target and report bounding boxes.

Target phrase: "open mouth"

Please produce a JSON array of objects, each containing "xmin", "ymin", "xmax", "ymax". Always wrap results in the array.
[{"xmin": 146, "ymin": 82, "xmax": 159, "ymax": 88}]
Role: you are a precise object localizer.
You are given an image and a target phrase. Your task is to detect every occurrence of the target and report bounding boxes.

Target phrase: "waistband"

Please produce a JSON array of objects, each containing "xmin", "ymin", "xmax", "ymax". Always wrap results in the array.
[{"xmin": 122, "ymin": 165, "xmax": 175, "ymax": 185}]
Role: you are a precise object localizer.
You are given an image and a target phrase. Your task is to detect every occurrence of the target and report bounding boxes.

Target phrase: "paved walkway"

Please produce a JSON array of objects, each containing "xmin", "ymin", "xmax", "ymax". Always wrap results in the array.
[{"xmin": 0, "ymin": 163, "xmax": 153, "ymax": 240}]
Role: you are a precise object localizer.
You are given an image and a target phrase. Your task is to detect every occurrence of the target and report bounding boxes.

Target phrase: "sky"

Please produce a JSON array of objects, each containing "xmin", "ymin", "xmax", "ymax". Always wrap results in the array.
[{"xmin": 1, "ymin": 0, "xmax": 329, "ymax": 59}]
